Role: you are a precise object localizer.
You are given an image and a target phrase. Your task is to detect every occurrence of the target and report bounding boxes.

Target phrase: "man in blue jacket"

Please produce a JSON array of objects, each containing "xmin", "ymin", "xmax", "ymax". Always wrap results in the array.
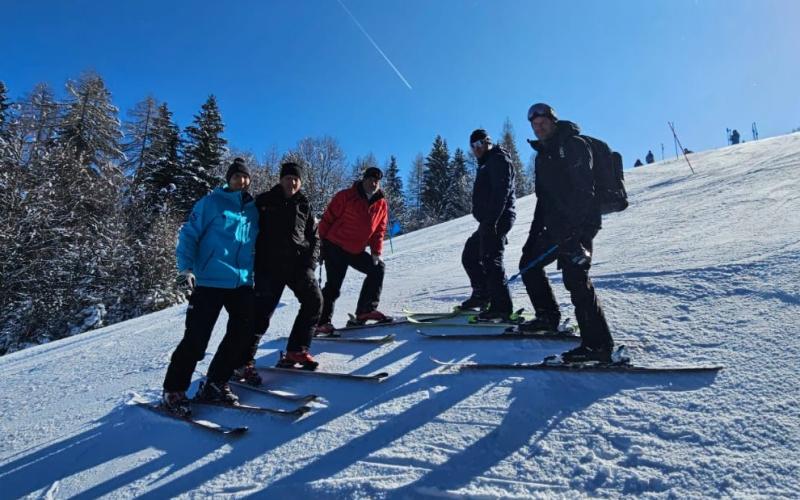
[
  {"xmin": 161, "ymin": 158, "xmax": 259, "ymax": 416},
  {"xmin": 460, "ymin": 129, "xmax": 517, "ymax": 321}
]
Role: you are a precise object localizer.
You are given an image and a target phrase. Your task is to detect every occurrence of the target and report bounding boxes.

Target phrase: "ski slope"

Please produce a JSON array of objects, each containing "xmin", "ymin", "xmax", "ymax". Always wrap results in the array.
[{"xmin": 2, "ymin": 134, "xmax": 799, "ymax": 498}]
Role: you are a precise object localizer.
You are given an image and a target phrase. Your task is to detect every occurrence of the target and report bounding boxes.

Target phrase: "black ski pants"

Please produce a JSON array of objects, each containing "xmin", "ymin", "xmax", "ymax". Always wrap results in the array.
[
  {"xmin": 320, "ymin": 240, "xmax": 385, "ymax": 323},
  {"xmin": 519, "ymin": 229, "xmax": 612, "ymax": 349},
  {"xmin": 163, "ymin": 285, "xmax": 254, "ymax": 392},
  {"xmin": 461, "ymin": 225, "xmax": 513, "ymax": 314},
  {"xmin": 250, "ymin": 266, "xmax": 322, "ymax": 355}
]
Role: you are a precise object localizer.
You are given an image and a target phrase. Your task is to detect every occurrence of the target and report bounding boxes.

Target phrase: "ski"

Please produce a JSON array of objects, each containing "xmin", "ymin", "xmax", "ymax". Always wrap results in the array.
[
  {"xmin": 192, "ymin": 399, "xmax": 311, "ymax": 416},
  {"xmin": 402, "ymin": 307, "xmax": 473, "ymax": 321},
  {"xmin": 312, "ymin": 333, "xmax": 396, "ymax": 344},
  {"xmin": 416, "ymin": 328, "xmax": 580, "ymax": 341},
  {"xmin": 334, "ymin": 319, "xmax": 409, "ymax": 332},
  {"xmin": 228, "ymin": 380, "xmax": 319, "ymax": 403},
  {"xmin": 406, "ymin": 316, "xmax": 515, "ymax": 328},
  {"xmin": 259, "ymin": 366, "xmax": 390, "ymax": 382},
  {"xmin": 135, "ymin": 401, "xmax": 248, "ymax": 435},
  {"xmin": 431, "ymin": 357, "xmax": 722, "ymax": 374}
]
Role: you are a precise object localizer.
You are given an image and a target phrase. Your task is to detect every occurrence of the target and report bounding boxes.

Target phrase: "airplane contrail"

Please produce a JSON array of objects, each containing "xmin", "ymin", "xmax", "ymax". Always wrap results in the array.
[{"xmin": 336, "ymin": 0, "xmax": 413, "ymax": 90}]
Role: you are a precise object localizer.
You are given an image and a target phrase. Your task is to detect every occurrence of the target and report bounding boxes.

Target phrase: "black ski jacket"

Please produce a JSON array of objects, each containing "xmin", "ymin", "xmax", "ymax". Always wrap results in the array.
[
  {"xmin": 471, "ymin": 145, "xmax": 516, "ymax": 231},
  {"xmin": 529, "ymin": 120, "xmax": 601, "ymax": 239},
  {"xmin": 255, "ymin": 184, "xmax": 320, "ymax": 272}
]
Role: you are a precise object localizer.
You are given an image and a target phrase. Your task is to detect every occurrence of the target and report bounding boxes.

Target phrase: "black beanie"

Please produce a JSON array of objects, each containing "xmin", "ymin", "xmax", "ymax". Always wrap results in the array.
[
  {"xmin": 469, "ymin": 129, "xmax": 490, "ymax": 144},
  {"xmin": 363, "ymin": 166, "xmax": 383, "ymax": 180},
  {"xmin": 280, "ymin": 161, "xmax": 303, "ymax": 178},
  {"xmin": 226, "ymin": 157, "xmax": 251, "ymax": 182}
]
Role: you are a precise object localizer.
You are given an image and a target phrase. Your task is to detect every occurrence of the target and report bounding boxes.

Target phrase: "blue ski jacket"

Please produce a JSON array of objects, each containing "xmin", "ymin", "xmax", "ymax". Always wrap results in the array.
[{"xmin": 176, "ymin": 187, "xmax": 259, "ymax": 288}]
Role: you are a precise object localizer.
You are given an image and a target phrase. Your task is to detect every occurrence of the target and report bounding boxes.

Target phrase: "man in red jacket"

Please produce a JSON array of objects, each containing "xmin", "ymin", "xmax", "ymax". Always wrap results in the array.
[{"xmin": 316, "ymin": 167, "xmax": 389, "ymax": 333}]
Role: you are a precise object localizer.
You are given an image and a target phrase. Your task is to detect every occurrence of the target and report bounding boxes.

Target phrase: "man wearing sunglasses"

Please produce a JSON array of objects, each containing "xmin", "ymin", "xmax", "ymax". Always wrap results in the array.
[
  {"xmin": 460, "ymin": 129, "xmax": 516, "ymax": 322},
  {"xmin": 520, "ymin": 103, "xmax": 614, "ymax": 363}
]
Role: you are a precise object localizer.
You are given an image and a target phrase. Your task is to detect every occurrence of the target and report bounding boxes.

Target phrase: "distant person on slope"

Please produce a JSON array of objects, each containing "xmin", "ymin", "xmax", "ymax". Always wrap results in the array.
[
  {"xmin": 645, "ymin": 150, "xmax": 655, "ymax": 164},
  {"xmin": 519, "ymin": 103, "xmax": 614, "ymax": 363},
  {"xmin": 730, "ymin": 129, "xmax": 740, "ymax": 145},
  {"xmin": 236, "ymin": 161, "xmax": 322, "ymax": 377},
  {"xmin": 161, "ymin": 158, "xmax": 258, "ymax": 416},
  {"xmin": 634, "ymin": 159, "xmax": 644, "ymax": 167},
  {"xmin": 315, "ymin": 167, "xmax": 389, "ymax": 334},
  {"xmin": 459, "ymin": 128, "xmax": 517, "ymax": 322}
]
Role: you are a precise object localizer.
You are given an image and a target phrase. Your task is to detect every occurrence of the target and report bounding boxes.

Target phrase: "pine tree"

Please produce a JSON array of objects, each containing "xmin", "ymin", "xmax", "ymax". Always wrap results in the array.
[
  {"xmin": 421, "ymin": 135, "xmax": 451, "ymax": 223},
  {"xmin": 0, "ymin": 81, "xmax": 9, "ymax": 139},
  {"xmin": 17, "ymin": 83, "xmax": 60, "ymax": 165},
  {"xmin": 382, "ymin": 155, "xmax": 406, "ymax": 232},
  {"xmin": 405, "ymin": 153, "xmax": 425, "ymax": 226},
  {"xmin": 500, "ymin": 118, "xmax": 530, "ymax": 196},
  {"xmin": 58, "ymin": 72, "xmax": 123, "ymax": 170},
  {"xmin": 447, "ymin": 148, "xmax": 471, "ymax": 218},
  {"xmin": 121, "ymin": 96, "xmax": 159, "ymax": 176},
  {"xmin": 176, "ymin": 95, "xmax": 227, "ymax": 215}
]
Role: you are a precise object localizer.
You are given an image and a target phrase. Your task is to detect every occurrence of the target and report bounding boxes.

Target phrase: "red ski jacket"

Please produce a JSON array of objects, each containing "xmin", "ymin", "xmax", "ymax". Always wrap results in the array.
[{"xmin": 319, "ymin": 182, "xmax": 388, "ymax": 256}]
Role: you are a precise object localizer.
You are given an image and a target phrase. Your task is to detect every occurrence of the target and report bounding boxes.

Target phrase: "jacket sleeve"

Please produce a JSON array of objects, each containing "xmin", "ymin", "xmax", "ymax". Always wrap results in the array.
[
  {"xmin": 484, "ymin": 153, "xmax": 514, "ymax": 227},
  {"xmin": 319, "ymin": 191, "xmax": 345, "ymax": 240},
  {"xmin": 368, "ymin": 200, "xmax": 388, "ymax": 255},
  {"xmin": 304, "ymin": 210, "xmax": 320, "ymax": 266},
  {"xmin": 561, "ymin": 136, "xmax": 595, "ymax": 229},
  {"xmin": 176, "ymin": 196, "xmax": 210, "ymax": 272}
]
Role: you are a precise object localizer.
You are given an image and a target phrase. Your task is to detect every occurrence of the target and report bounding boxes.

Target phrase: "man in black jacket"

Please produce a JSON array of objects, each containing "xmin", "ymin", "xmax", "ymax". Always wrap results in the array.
[
  {"xmin": 235, "ymin": 162, "xmax": 322, "ymax": 380},
  {"xmin": 520, "ymin": 103, "xmax": 614, "ymax": 362},
  {"xmin": 460, "ymin": 129, "xmax": 516, "ymax": 321}
]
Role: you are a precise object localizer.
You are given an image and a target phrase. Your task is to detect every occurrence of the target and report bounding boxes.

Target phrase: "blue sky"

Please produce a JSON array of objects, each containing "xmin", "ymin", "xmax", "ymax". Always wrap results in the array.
[{"xmin": 2, "ymin": 0, "xmax": 799, "ymax": 176}]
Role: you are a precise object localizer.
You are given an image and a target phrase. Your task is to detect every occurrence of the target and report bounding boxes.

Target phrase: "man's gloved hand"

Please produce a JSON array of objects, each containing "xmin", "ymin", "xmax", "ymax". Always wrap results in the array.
[
  {"xmin": 562, "ymin": 241, "xmax": 591, "ymax": 269},
  {"xmin": 371, "ymin": 252, "xmax": 382, "ymax": 266},
  {"xmin": 179, "ymin": 269, "xmax": 196, "ymax": 289}
]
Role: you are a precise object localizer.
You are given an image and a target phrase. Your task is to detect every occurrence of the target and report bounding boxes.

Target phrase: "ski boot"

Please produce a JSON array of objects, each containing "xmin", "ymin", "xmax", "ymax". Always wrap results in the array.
[
  {"xmin": 232, "ymin": 361, "xmax": 262, "ymax": 386},
  {"xmin": 277, "ymin": 349, "xmax": 319, "ymax": 371},
  {"xmin": 347, "ymin": 310, "xmax": 393, "ymax": 327},
  {"xmin": 458, "ymin": 295, "xmax": 489, "ymax": 312},
  {"xmin": 560, "ymin": 344, "xmax": 614, "ymax": 364},
  {"xmin": 314, "ymin": 322, "xmax": 336, "ymax": 336},
  {"xmin": 518, "ymin": 316, "xmax": 560, "ymax": 334},
  {"xmin": 161, "ymin": 390, "xmax": 191, "ymax": 417},
  {"xmin": 195, "ymin": 380, "xmax": 239, "ymax": 405}
]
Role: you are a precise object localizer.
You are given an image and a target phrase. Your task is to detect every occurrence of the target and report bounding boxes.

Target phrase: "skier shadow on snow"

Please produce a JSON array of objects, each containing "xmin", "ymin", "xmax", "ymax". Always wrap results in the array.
[
  {"xmin": 246, "ymin": 332, "xmax": 720, "ymax": 498},
  {"xmin": 0, "ymin": 394, "xmax": 236, "ymax": 499},
  {"xmin": 387, "ymin": 369, "xmax": 719, "ymax": 498}
]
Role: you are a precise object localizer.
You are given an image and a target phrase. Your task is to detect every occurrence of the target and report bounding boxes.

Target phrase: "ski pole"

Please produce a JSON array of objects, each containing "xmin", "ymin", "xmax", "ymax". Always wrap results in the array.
[{"xmin": 509, "ymin": 244, "xmax": 559, "ymax": 283}]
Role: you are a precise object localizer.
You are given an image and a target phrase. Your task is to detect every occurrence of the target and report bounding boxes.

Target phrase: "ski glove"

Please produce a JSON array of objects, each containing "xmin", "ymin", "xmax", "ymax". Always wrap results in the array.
[
  {"xmin": 180, "ymin": 270, "xmax": 196, "ymax": 289},
  {"xmin": 372, "ymin": 253, "xmax": 382, "ymax": 266},
  {"xmin": 561, "ymin": 242, "xmax": 591, "ymax": 270}
]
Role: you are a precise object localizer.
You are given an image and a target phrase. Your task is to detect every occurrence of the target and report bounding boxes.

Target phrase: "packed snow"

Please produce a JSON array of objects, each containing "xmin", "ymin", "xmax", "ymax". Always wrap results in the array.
[{"xmin": 1, "ymin": 134, "xmax": 799, "ymax": 498}]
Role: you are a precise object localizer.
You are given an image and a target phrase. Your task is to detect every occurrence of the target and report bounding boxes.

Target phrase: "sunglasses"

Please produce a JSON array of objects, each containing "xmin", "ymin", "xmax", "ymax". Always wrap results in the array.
[{"xmin": 470, "ymin": 139, "xmax": 487, "ymax": 149}]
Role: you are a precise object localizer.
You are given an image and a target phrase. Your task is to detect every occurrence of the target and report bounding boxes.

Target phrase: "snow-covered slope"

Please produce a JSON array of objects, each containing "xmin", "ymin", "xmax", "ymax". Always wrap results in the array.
[{"xmin": 2, "ymin": 134, "xmax": 799, "ymax": 498}]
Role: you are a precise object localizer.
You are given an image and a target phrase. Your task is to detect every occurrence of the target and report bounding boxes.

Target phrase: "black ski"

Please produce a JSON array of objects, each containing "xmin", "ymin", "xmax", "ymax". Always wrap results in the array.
[
  {"xmin": 192, "ymin": 399, "xmax": 311, "ymax": 416},
  {"xmin": 312, "ymin": 333, "xmax": 396, "ymax": 344},
  {"xmin": 416, "ymin": 329, "xmax": 581, "ymax": 341},
  {"xmin": 431, "ymin": 357, "xmax": 722, "ymax": 374},
  {"xmin": 228, "ymin": 380, "xmax": 319, "ymax": 403},
  {"xmin": 259, "ymin": 366, "xmax": 390, "ymax": 382},
  {"xmin": 338, "ymin": 315, "xmax": 407, "ymax": 331},
  {"xmin": 136, "ymin": 401, "xmax": 248, "ymax": 435}
]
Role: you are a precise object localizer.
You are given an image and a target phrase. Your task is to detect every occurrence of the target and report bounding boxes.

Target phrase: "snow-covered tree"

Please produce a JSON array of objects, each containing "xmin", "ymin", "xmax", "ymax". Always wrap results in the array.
[
  {"xmin": 382, "ymin": 155, "xmax": 406, "ymax": 232},
  {"xmin": 121, "ymin": 96, "xmax": 159, "ymax": 176},
  {"xmin": 446, "ymin": 147, "xmax": 471, "ymax": 218},
  {"xmin": 284, "ymin": 136, "xmax": 349, "ymax": 215},
  {"xmin": 58, "ymin": 72, "xmax": 123, "ymax": 169},
  {"xmin": 421, "ymin": 135, "xmax": 451, "ymax": 223},
  {"xmin": 499, "ymin": 118, "xmax": 530, "ymax": 196}
]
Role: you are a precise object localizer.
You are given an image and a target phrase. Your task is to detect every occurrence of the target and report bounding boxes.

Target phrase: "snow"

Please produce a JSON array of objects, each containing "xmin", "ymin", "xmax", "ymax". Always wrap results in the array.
[{"xmin": 2, "ymin": 134, "xmax": 799, "ymax": 498}]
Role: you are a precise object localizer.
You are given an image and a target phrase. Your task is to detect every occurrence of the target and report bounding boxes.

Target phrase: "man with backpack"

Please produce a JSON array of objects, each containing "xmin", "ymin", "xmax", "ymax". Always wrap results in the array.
[{"xmin": 517, "ymin": 103, "xmax": 615, "ymax": 363}]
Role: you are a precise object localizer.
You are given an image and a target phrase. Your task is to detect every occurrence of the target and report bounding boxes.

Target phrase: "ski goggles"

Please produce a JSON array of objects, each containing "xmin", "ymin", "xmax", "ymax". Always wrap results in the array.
[
  {"xmin": 470, "ymin": 138, "xmax": 487, "ymax": 149},
  {"xmin": 527, "ymin": 103, "xmax": 556, "ymax": 121}
]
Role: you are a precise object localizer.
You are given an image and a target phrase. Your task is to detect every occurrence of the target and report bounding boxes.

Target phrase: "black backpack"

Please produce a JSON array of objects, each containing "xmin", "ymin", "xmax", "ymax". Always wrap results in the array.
[{"xmin": 579, "ymin": 135, "xmax": 628, "ymax": 215}]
